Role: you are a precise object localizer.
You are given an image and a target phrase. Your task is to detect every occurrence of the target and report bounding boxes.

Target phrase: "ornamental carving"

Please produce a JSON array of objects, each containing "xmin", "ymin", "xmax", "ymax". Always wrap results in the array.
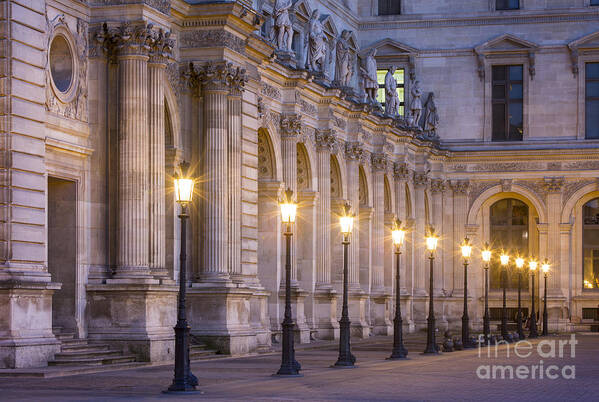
[
  {"xmin": 468, "ymin": 181, "xmax": 498, "ymax": 210},
  {"xmin": 180, "ymin": 30, "xmax": 245, "ymax": 54},
  {"xmin": 148, "ymin": 28, "xmax": 175, "ymax": 64},
  {"xmin": 514, "ymin": 180, "xmax": 547, "ymax": 199},
  {"xmin": 413, "ymin": 172, "xmax": 429, "ymax": 187},
  {"xmin": 430, "ymin": 179, "xmax": 446, "ymax": 193},
  {"xmin": 563, "ymin": 179, "xmax": 597, "ymax": 208},
  {"xmin": 315, "ymin": 130, "xmax": 337, "ymax": 152},
  {"xmin": 543, "ymin": 177, "xmax": 565, "ymax": 193},
  {"xmin": 116, "ymin": 22, "xmax": 154, "ymax": 56},
  {"xmin": 299, "ymin": 99, "xmax": 317, "ymax": 116},
  {"xmin": 359, "ymin": 166, "xmax": 369, "ymax": 206},
  {"xmin": 501, "ymin": 179, "xmax": 513, "ymax": 192},
  {"xmin": 190, "ymin": 61, "xmax": 248, "ymax": 92},
  {"xmin": 562, "ymin": 161, "xmax": 599, "ymax": 170},
  {"xmin": 333, "ymin": 116, "xmax": 347, "ymax": 130},
  {"xmin": 345, "ymin": 142, "xmax": 364, "ymax": 161},
  {"xmin": 258, "ymin": 130, "xmax": 275, "ymax": 180},
  {"xmin": 297, "ymin": 145, "xmax": 311, "ymax": 190},
  {"xmin": 166, "ymin": 62, "xmax": 183, "ymax": 107},
  {"xmin": 280, "ymin": 114, "xmax": 301, "ymax": 138},
  {"xmin": 261, "ymin": 83, "xmax": 281, "ymax": 100},
  {"xmin": 371, "ymin": 153, "xmax": 387, "ymax": 172},
  {"xmin": 393, "ymin": 163, "xmax": 410, "ymax": 180},
  {"xmin": 92, "ymin": 0, "xmax": 170, "ymax": 16},
  {"xmin": 450, "ymin": 179, "xmax": 470, "ymax": 194}
]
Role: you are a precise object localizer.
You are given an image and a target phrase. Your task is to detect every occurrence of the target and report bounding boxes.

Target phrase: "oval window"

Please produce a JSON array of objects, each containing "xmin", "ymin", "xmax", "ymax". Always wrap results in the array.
[{"xmin": 50, "ymin": 35, "xmax": 73, "ymax": 93}]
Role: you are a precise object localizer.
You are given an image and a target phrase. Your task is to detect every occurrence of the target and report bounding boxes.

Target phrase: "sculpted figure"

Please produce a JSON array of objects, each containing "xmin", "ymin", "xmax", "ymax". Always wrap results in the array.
[
  {"xmin": 384, "ymin": 66, "xmax": 400, "ymax": 117},
  {"xmin": 273, "ymin": 0, "xmax": 293, "ymax": 52},
  {"xmin": 335, "ymin": 30, "xmax": 353, "ymax": 87},
  {"xmin": 360, "ymin": 48, "xmax": 378, "ymax": 103},
  {"xmin": 410, "ymin": 80, "xmax": 423, "ymax": 127},
  {"xmin": 305, "ymin": 10, "xmax": 326, "ymax": 73},
  {"xmin": 423, "ymin": 92, "xmax": 440, "ymax": 132}
]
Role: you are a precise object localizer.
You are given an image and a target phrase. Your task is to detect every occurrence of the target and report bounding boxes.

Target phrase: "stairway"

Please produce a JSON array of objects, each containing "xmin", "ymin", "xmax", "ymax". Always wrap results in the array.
[
  {"xmin": 189, "ymin": 335, "xmax": 227, "ymax": 361},
  {"xmin": 50, "ymin": 328, "xmax": 138, "ymax": 367}
]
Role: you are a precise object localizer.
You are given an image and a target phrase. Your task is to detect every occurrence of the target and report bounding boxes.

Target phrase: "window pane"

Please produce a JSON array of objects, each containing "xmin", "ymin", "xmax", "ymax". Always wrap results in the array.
[
  {"xmin": 592, "ymin": 0, "xmax": 599, "ymax": 6},
  {"xmin": 509, "ymin": 65, "xmax": 523, "ymax": 81},
  {"xmin": 493, "ymin": 84, "xmax": 505, "ymax": 100},
  {"xmin": 377, "ymin": 70, "xmax": 386, "ymax": 86},
  {"xmin": 397, "ymin": 87, "xmax": 404, "ymax": 103},
  {"xmin": 587, "ymin": 81, "xmax": 599, "ymax": 98},
  {"xmin": 492, "ymin": 103, "xmax": 506, "ymax": 141},
  {"xmin": 394, "ymin": 69, "xmax": 404, "ymax": 85},
  {"xmin": 587, "ymin": 63, "xmax": 599, "ymax": 79},
  {"xmin": 586, "ymin": 100, "xmax": 599, "ymax": 139},
  {"xmin": 508, "ymin": 102, "xmax": 523, "ymax": 140},
  {"xmin": 377, "ymin": 88, "xmax": 386, "ymax": 104},
  {"xmin": 509, "ymin": 83, "xmax": 523, "ymax": 99},
  {"xmin": 584, "ymin": 198, "xmax": 599, "ymax": 290},
  {"xmin": 492, "ymin": 65, "xmax": 506, "ymax": 81}
]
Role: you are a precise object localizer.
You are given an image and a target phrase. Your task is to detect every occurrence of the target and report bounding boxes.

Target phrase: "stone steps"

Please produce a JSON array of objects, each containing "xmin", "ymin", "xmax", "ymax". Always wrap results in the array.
[
  {"xmin": 189, "ymin": 342, "xmax": 225, "ymax": 361},
  {"xmin": 49, "ymin": 355, "xmax": 137, "ymax": 366}
]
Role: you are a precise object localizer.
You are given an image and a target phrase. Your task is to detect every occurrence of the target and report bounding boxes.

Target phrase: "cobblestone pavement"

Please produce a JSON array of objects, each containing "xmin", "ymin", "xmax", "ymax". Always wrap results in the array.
[{"xmin": 0, "ymin": 333, "xmax": 597, "ymax": 401}]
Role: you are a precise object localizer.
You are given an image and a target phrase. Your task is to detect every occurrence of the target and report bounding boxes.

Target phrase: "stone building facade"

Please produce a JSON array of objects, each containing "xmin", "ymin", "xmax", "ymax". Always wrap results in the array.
[{"xmin": 1, "ymin": 0, "xmax": 599, "ymax": 368}]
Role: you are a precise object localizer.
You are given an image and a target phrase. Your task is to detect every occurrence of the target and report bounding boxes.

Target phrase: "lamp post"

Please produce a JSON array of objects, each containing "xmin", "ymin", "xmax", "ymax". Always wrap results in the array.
[
  {"xmin": 528, "ymin": 258, "xmax": 539, "ymax": 338},
  {"xmin": 460, "ymin": 237, "xmax": 473, "ymax": 348},
  {"xmin": 276, "ymin": 188, "xmax": 301, "ymax": 376},
  {"xmin": 167, "ymin": 161, "xmax": 198, "ymax": 393},
  {"xmin": 515, "ymin": 256, "xmax": 525, "ymax": 340},
  {"xmin": 388, "ymin": 218, "xmax": 408, "ymax": 360},
  {"xmin": 542, "ymin": 259, "xmax": 550, "ymax": 336},
  {"xmin": 334, "ymin": 202, "xmax": 356, "ymax": 367},
  {"xmin": 499, "ymin": 253, "xmax": 511, "ymax": 342},
  {"xmin": 423, "ymin": 226, "xmax": 439, "ymax": 355},
  {"xmin": 481, "ymin": 244, "xmax": 492, "ymax": 344}
]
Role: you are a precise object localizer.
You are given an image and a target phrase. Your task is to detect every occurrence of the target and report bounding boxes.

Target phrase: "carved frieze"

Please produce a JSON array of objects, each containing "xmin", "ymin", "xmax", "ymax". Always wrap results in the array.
[
  {"xmin": 180, "ymin": 30, "xmax": 245, "ymax": 54},
  {"xmin": 261, "ymin": 83, "xmax": 281, "ymax": 100},
  {"xmin": 92, "ymin": 0, "xmax": 170, "ymax": 16},
  {"xmin": 563, "ymin": 179, "xmax": 597, "ymax": 207},
  {"xmin": 166, "ymin": 62, "xmax": 183, "ymax": 107},
  {"xmin": 468, "ymin": 181, "xmax": 498, "ymax": 210}
]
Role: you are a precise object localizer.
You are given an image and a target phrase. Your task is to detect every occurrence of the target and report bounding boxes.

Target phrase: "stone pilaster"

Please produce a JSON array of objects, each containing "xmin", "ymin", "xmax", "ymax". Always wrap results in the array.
[
  {"xmin": 413, "ymin": 172, "xmax": 430, "ymax": 296},
  {"xmin": 115, "ymin": 23, "xmax": 154, "ymax": 279},
  {"xmin": 543, "ymin": 177, "xmax": 564, "ymax": 296},
  {"xmin": 430, "ymin": 179, "xmax": 446, "ymax": 296},
  {"xmin": 346, "ymin": 143, "xmax": 364, "ymax": 290},
  {"xmin": 370, "ymin": 153, "xmax": 387, "ymax": 292},
  {"xmin": 228, "ymin": 84, "xmax": 244, "ymax": 278},
  {"xmin": 148, "ymin": 29, "xmax": 173, "ymax": 278},
  {"xmin": 450, "ymin": 180, "xmax": 470, "ymax": 294}
]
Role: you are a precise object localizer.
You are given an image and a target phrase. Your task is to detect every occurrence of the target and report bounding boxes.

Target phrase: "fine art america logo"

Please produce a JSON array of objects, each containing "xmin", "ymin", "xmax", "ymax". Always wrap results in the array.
[{"xmin": 476, "ymin": 335, "xmax": 577, "ymax": 380}]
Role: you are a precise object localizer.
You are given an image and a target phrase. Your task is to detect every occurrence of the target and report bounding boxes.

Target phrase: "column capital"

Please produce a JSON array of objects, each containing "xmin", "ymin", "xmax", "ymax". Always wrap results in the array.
[
  {"xmin": 188, "ymin": 61, "xmax": 248, "ymax": 92},
  {"xmin": 450, "ymin": 179, "xmax": 470, "ymax": 195},
  {"xmin": 371, "ymin": 153, "xmax": 387, "ymax": 172},
  {"xmin": 413, "ymin": 172, "xmax": 429, "ymax": 188},
  {"xmin": 345, "ymin": 141, "xmax": 364, "ymax": 161},
  {"xmin": 430, "ymin": 178, "xmax": 447, "ymax": 193},
  {"xmin": 543, "ymin": 177, "xmax": 565, "ymax": 193},
  {"xmin": 315, "ymin": 129, "xmax": 338, "ymax": 152},
  {"xmin": 280, "ymin": 113, "xmax": 302, "ymax": 139},
  {"xmin": 393, "ymin": 162, "xmax": 410, "ymax": 180},
  {"xmin": 115, "ymin": 22, "xmax": 154, "ymax": 57},
  {"xmin": 148, "ymin": 28, "xmax": 175, "ymax": 65}
]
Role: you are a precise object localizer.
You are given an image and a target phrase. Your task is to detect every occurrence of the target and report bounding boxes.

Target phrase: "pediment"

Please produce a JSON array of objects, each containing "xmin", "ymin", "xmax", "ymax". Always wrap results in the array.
[
  {"xmin": 346, "ymin": 30, "xmax": 358, "ymax": 52},
  {"xmin": 475, "ymin": 34, "xmax": 538, "ymax": 55},
  {"xmin": 569, "ymin": 30, "xmax": 599, "ymax": 51},
  {"xmin": 293, "ymin": 0, "xmax": 312, "ymax": 22},
  {"xmin": 320, "ymin": 15, "xmax": 338, "ymax": 38},
  {"xmin": 359, "ymin": 38, "xmax": 418, "ymax": 58}
]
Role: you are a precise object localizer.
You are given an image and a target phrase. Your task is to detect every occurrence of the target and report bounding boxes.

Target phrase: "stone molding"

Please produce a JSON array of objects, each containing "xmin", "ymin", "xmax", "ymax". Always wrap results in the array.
[
  {"xmin": 179, "ymin": 30, "xmax": 245, "ymax": 54},
  {"xmin": 91, "ymin": 0, "xmax": 171, "ymax": 16}
]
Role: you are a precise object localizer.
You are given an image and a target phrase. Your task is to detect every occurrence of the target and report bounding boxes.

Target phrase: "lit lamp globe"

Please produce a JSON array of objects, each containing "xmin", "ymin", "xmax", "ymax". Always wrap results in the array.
[
  {"xmin": 339, "ymin": 203, "xmax": 354, "ymax": 238},
  {"xmin": 515, "ymin": 257, "xmax": 525, "ymax": 269},
  {"xmin": 529, "ymin": 259, "xmax": 538, "ymax": 271},
  {"xmin": 481, "ymin": 243, "xmax": 492, "ymax": 264},
  {"xmin": 500, "ymin": 253, "xmax": 509, "ymax": 267},
  {"xmin": 279, "ymin": 188, "xmax": 297, "ymax": 225},
  {"xmin": 541, "ymin": 259, "xmax": 550, "ymax": 275},
  {"xmin": 174, "ymin": 164, "xmax": 194, "ymax": 204},
  {"xmin": 461, "ymin": 237, "xmax": 473, "ymax": 260},
  {"xmin": 425, "ymin": 227, "xmax": 439, "ymax": 253},
  {"xmin": 391, "ymin": 218, "xmax": 406, "ymax": 247}
]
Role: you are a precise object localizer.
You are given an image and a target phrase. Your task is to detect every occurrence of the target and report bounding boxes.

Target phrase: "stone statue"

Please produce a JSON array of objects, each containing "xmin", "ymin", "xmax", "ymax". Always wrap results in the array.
[
  {"xmin": 305, "ymin": 10, "xmax": 326, "ymax": 73},
  {"xmin": 360, "ymin": 48, "xmax": 378, "ymax": 104},
  {"xmin": 384, "ymin": 66, "xmax": 400, "ymax": 117},
  {"xmin": 410, "ymin": 80, "xmax": 423, "ymax": 127},
  {"xmin": 273, "ymin": 0, "xmax": 293, "ymax": 52},
  {"xmin": 423, "ymin": 92, "xmax": 439, "ymax": 132},
  {"xmin": 335, "ymin": 30, "xmax": 353, "ymax": 87}
]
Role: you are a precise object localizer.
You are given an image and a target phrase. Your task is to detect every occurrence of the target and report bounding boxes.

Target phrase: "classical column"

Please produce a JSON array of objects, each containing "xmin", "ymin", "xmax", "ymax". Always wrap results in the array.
[
  {"xmin": 148, "ymin": 29, "xmax": 173, "ymax": 278},
  {"xmin": 543, "ymin": 177, "xmax": 564, "ymax": 295},
  {"xmin": 451, "ymin": 180, "xmax": 470, "ymax": 294},
  {"xmin": 315, "ymin": 130, "xmax": 337, "ymax": 289},
  {"xmin": 228, "ymin": 81, "xmax": 244, "ymax": 278},
  {"xmin": 198, "ymin": 62, "xmax": 247, "ymax": 281},
  {"xmin": 413, "ymin": 172, "xmax": 429, "ymax": 296},
  {"xmin": 115, "ymin": 23, "xmax": 153, "ymax": 279},
  {"xmin": 345, "ymin": 143, "xmax": 363, "ymax": 289},
  {"xmin": 393, "ymin": 163, "xmax": 409, "ymax": 293},
  {"xmin": 430, "ymin": 179, "xmax": 446, "ymax": 296},
  {"xmin": 371, "ymin": 153, "xmax": 387, "ymax": 293},
  {"xmin": 279, "ymin": 114, "xmax": 302, "ymax": 284}
]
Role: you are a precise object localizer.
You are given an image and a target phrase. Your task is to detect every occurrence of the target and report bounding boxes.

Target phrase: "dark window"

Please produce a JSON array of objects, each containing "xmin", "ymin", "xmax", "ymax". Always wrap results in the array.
[
  {"xmin": 583, "ymin": 198, "xmax": 599, "ymax": 289},
  {"xmin": 490, "ymin": 198, "xmax": 529, "ymax": 289},
  {"xmin": 591, "ymin": 0, "xmax": 599, "ymax": 6},
  {"xmin": 586, "ymin": 63, "xmax": 599, "ymax": 139},
  {"xmin": 496, "ymin": 0, "xmax": 519, "ymax": 10},
  {"xmin": 379, "ymin": 0, "xmax": 401, "ymax": 15},
  {"xmin": 377, "ymin": 68, "xmax": 405, "ymax": 116},
  {"xmin": 492, "ymin": 65, "xmax": 523, "ymax": 141}
]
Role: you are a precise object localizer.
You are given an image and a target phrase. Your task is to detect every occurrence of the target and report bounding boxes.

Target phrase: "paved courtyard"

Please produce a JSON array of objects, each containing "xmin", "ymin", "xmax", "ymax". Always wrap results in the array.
[{"xmin": 0, "ymin": 333, "xmax": 597, "ymax": 401}]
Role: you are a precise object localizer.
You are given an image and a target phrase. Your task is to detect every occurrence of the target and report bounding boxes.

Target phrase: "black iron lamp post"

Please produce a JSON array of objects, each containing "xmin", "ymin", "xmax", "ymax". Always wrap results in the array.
[
  {"xmin": 528, "ymin": 258, "xmax": 539, "ymax": 338},
  {"xmin": 515, "ymin": 256, "xmax": 526, "ymax": 340},
  {"xmin": 276, "ymin": 189, "xmax": 302, "ymax": 376},
  {"xmin": 481, "ymin": 243, "xmax": 492, "ymax": 344},
  {"xmin": 166, "ymin": 161, "xmax": 198, "ymax": 393},
  {"xmin": 499, "ymin": 252, "xmax": 512, "ymax": 342},
  {"xmin": 541, "ymin": 259, "xmax": 550, "ymax": 336},
  {"xmin": 423, "ymin": 226, "xmax": 439, "ymax": 355},
  {"xmin": 388, "ymin": 218, "xmax": 408, "ymax": 360},
  {"xmin": 460, "ymin": 237, "xmax": 473, "ymax": 348},
  {"xmin": 334, "ymin": 202, "xmax": 357, "ymax": 368}
]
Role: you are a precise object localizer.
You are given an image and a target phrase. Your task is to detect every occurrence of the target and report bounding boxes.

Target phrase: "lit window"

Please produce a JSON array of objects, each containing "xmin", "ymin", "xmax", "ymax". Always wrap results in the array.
[
  {"xmin": 591, "ymin": 0, "xmax": 599, "ymax": 6},
  {"xmin": 377, "ymin": 68, "xmax": 405, "ymax": 116},
  {"xmin": 492, "ymin": 65, "xmax": 523, "ymax": 141},
  {"xmin": 496, "ymin": 0, "xmax": 519, "ymax": 10},
  {"xmin": 583, "ymin": 198, "xmax": 599, "ymax": 289},
  {"xmin": 586, "ymin": 63, "xmax": 599, "ymax": 139}
]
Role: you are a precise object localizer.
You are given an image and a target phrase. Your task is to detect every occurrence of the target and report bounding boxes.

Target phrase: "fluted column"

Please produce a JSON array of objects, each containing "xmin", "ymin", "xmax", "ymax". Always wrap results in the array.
[
  {"xmin": 148, "ymin": 30, "xmax": 173, "ymax": 278},
  {"xmin": 543, "ymin": 177, "xmax": 564, "ymax": 295},
  {"xmin": 196, "ymin": 62, "xmax": 247, "ymax": 281},
  {"xmin": 413, "ymin": 172, "xmax": 429, "ymax": 295},
  {"xmin": 346, "ymin": 143, "xmax": 363, "ymax": 288},
  {"xmin": 115, "ymin": 23, "xmax": 153, "ymax": 278},
  {"xmin": 430, "ymin": 179, "xmax": 446, "ymax": 295},
  {"xmin": 280, "ymin": 114, "xmax": 302, "ymax": 284},
  {"xmin": 228, "ymin": 87, "xmax": 243, "ymax": 277},
  {"xmin": 393, "ymin": 163, "xmax": 409, "ymax": 291},
  {"xmin": 451, "ymin": 180, "xmax": 470, "ymax": 294},
  {"xmin": 315, "ymin": 130, "xmax": 337, "ymax": 288},
  {"xmin": 371, "ymin": 153, "xmax": 387, "ymax": 292}
]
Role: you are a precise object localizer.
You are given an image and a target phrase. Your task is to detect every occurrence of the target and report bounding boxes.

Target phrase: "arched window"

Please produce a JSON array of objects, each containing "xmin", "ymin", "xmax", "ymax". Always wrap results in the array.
[
  {"xmin": 490, "ymin": 198, "xmax": 529, "ymax": 289},
  {"xmin": 583, "ymin": 198, "xmax": 599, "ymax": 289}
]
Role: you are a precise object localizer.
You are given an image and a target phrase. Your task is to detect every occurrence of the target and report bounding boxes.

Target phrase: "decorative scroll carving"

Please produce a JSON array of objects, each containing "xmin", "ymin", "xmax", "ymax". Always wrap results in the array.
[
  {"xmin": 413, "ymin": 172, "xmax": 429, "ymax": 188},
  {"xmin": 393, "ymin": 162, "xmax": 410, "ymax": 180},
  {"xmin": 180, "ymin": 30, "xmax": 245, "ymax": 54},
  {"xmin": 345, "ymin": 142, "xmax": 364, "ymax": 161},
  {"xmin": 450, "ymin": 179, "xmax": 470, "ymax": 195},
  {"xmin": 148, "ymin": 28, "xmax": 175, "ymax": 64},
  {"xmin": 468, "ymin": 181, "xmax": 498, "ymax": 210},
  {"xmin": 261, "ymin": 83, "xmax": 281, "ymax": 100},
  {"xmin": 188, "ymin": 61, "xmax": 248, "ymax": 92},
  {"xmin": 280, "ymin": 114, "xmax": 302, "ymax": 138},
  {"xmin": 371, "ymin": 153, "xmax": 387, "ymax": 172},
  {"xmin": 430, "ymin": 179, "xmax": 446, "ymax": 193},
  {"xmin": 563, "ymin": 179, "xmax": 597, "ymax": 208},
  {"xmin": 315, "ymin": 129, "xmax": 337, "ymax": 152},
  {"xmin": 297, "ymin": 144, "xmax": 311, "ymax": 190},
  {"xmin": 543, "ymin": 177, "xmax": 565, "ymax": 193},
  {"xmin": 299, "ymin": 99, "xmax": 317, "ymax": 116},
  {"xmin": 330, "ymin": 156, "xmax": 342, "ymax": 199},
  {"xmin": 359, "ymin": 166, "xmax": 369, "ymax": 206},
  {"xmin": 258, "ymin": 129, "xmax": 275, "ymax": 180},
  {"xmin": 501, "ymin": 179, "xmax": 513, "ymax": 192}
]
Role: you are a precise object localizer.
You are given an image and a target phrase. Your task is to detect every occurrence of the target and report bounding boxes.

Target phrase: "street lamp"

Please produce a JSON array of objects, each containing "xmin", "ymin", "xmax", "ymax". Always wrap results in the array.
[
  {"xmin": 481, "ymin": 243, "xmax": 492, "ymax": 344},
  {"xmin": 499, "ymin": 252, "xmax": 512, "ymax": 342},
  {"xmin": 388, "ymin": 218, "xmax": 408, "ymax": 359},
  {"xmin": 167, "ymin": 161, "xmax": 198, "ymax": 393},
  {"xmin": 334, "ymin": 202, "xmax": 356, "ymax": 367},
  {"xmin": 528, "ymin": 258, "xmax": 539, "ymax": 338},
  {"xmin": 515, "ymin": 256, "xmax": 526, "ymax": 340},
  {"xmin": 460, "ymin": 237, "xmax": 473, "ymax": 348},
  {"xmin": 541, "ymin": 259, "xmax": 550, "ymax": 336},
  {"xmin": 423, "ymin": 226, "xmax": 439, "ymax": 355},
  {"xmin": 276, "ymin": 188, "xmax": 301, "ymax": 376}
]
